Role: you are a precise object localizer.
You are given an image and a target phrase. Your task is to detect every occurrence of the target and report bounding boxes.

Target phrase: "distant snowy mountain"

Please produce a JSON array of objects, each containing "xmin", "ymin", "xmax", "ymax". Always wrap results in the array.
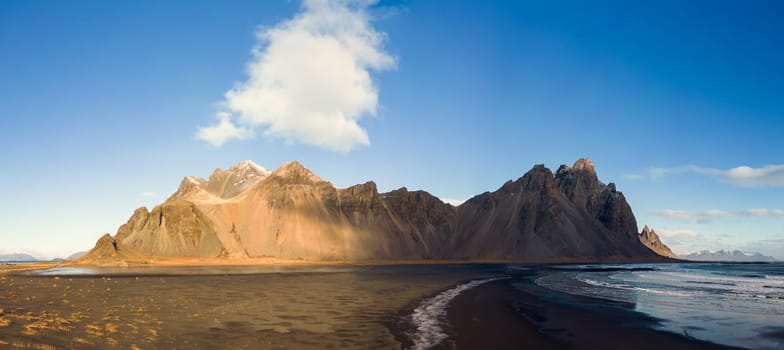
[
  {"xmin": 682, "ymin": 250, "xmax": 777, "ymax": 262},
  {"xmin": 0, "ymin": 253, "xmax": 39, "ymax": 262}
]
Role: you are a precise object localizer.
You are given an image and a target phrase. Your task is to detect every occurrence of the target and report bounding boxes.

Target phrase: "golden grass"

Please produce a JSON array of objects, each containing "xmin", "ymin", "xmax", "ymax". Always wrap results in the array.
[{"xmin": 73, "ymin": 337, "xmax": 91, "ymax": 345}]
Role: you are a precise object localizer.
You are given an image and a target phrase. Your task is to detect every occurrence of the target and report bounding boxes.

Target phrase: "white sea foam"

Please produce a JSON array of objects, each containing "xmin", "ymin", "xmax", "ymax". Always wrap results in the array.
[
  {"xmin": 409, "ymin": 277, "xmax": 507, "ymax": 350},
  {"xmin": 578, "ymin": 277, "xmax": 693, "ymax": 297}
]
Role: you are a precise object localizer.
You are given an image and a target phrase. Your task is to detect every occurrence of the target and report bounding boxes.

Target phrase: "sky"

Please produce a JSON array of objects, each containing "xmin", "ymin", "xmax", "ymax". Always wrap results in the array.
[{"xmin": 1, "ymin": 0, "xmax": 782, "ymax": 259}]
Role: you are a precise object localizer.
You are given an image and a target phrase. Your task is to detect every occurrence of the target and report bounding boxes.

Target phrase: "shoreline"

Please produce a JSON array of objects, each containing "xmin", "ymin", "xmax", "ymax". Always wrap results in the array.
[
  {"xmin": 2, "ymin": 255, "xmax": 685, "ymax": 275},
  {"xmin": 442, "ymin": 271, "xmax": 744, "ymax": 350}
]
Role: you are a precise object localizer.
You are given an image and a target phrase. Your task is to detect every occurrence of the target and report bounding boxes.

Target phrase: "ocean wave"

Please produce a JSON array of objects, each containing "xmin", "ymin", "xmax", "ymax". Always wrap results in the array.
[
  {"xmin": 408, "ymin": 277, "xmax": 508, "ymax": 350},
  {"xmin": 577, "ymin": 277, "xmax": 694, "ymax": 297}
]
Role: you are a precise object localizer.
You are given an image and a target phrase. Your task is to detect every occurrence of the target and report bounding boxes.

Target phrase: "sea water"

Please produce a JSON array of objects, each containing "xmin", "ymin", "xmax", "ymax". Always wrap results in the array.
[{"xmin": 535, "ymin": 263, "xmax": 784, "ymax": 349}]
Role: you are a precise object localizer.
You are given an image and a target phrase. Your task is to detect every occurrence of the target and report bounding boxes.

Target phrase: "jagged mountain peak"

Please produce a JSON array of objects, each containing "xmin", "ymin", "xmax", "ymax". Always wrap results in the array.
[
  {"xmin": 228, "ymin": 160, "xmax": 270, "ymax": 175},
  {"xmin": 207, "ymin": 160, "xmax": 271, "ymax": 198},
  {"xmin": 269, "ymin": 160, "xmax": 324, "ymax": 183},
  {"xmin": 168, "ymin": 161, "xmax": 271, "ymax": 201},
  {"xmin": 572, "ymin": 157, "xmax": 596, "ymax": 173}
]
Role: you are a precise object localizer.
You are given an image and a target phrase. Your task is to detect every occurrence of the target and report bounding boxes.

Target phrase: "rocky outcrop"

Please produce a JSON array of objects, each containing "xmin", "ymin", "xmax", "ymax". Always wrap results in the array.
[
  {"xmin": 639, "ymin": 225, "xmax": 677, "ymax": 258},
  {"xmin": 168, "ymin": 160, "xmax": 270, "ymax": 202},
  {"xmin": 76, "ymin": 234, "xmax": 146, "ymax": 266},
  {"xmin": 114, "ymin": 201, "xmax": 223, "ymax": 258},
  {"xmin": 81, "ymin": 158, "xmax": 676, "ymax": 263}
]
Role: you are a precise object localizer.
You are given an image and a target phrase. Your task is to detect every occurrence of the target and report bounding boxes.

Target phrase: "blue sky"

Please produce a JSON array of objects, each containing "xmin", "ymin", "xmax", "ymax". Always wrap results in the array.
[{"xmin": 1, "ymin": 0, "xmax": 782, "ymax": 259}]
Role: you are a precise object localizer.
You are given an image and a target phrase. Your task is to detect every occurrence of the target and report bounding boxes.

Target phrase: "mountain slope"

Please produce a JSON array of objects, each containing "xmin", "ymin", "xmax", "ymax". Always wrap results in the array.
[
  {"xmin": 452, "ymin": 162, "xmax": 659, "ymax": 260},
  {"xmin": 79, "ymin": 158, "xmax": 674, "ymax": 263}
]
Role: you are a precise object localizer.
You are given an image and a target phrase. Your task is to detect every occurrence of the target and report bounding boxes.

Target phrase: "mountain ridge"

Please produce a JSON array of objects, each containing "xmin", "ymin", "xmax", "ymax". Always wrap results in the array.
[{"xmin": 76, "ymin": 158, "xmax": 676, "ymax": 265}]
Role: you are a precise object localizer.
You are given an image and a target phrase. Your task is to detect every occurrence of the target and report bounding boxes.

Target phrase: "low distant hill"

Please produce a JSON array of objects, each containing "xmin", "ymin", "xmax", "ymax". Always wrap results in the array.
[
  {"xmin": 0, "ymin": 253, "xmax": 39, "ymax": 262},
  {"xmin": 65, "ymin": 251, "xmax": 88, "ymax": 261},
  {"xmin": 682, "ymin": 250, "xmax": 777, "ymax": 262}
]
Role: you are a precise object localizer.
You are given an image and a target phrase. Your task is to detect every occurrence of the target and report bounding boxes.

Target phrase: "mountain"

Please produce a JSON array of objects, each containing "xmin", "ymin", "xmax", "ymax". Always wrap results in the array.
[
  {"xmin": 639, "ymin": 225, "xmax": 678, "ymax": 258},
  {"xmin": 77, "ymin": 158, "xmax": 675, "ymax": 264},
  {"xmin": 682, "ymin": 250, "xmax": 777, "ymax": 262},
  {"xmin": 0, "ymin": 253, "xmax": 38, "ymax": 262},
  {"xmin": 65, "ymin": 250, "xmax": 88, "ymax": 261}
]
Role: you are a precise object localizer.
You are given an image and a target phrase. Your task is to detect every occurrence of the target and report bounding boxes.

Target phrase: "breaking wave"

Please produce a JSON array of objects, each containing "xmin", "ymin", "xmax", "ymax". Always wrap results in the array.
[{"xmin": 408, "ymin": 277, "xmax": 507, "ymax": 350}]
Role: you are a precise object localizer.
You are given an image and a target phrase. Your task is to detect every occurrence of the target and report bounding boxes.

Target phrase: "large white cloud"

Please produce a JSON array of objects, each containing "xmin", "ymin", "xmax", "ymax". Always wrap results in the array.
[{"xmin": 196, "ymin": 0, "xmax": 395, "ymax": 152}]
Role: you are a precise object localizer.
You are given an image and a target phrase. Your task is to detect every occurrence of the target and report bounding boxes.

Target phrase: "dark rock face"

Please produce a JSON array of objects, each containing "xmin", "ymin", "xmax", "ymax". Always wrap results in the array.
[
  {"xmin": 84, "ymin": 158, "xmax": 674, "ymax": 262},
  {"xmin": 454, "ymin": 161, "xmax": 662, "ymax": 260}
]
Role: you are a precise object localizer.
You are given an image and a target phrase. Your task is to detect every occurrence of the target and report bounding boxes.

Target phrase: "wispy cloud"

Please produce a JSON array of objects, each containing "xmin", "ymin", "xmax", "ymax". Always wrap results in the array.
[
  {"xmin": 196, "ymin": 0, "xmax": 396, "ymax": 152},
  {"xmin": 656, "ymin": 229, "xmax": 699, "ymax": 238},
  {"xmin": 657, "ymin": 208, "xmax": 784, "ymax": 223},
  {"xmin": 138, "ymin": 192, "xmax": 161, "ymax": 198},
  {"xmin": 625, "ymin": 164, "xmax": 784, "ymax": 187}
]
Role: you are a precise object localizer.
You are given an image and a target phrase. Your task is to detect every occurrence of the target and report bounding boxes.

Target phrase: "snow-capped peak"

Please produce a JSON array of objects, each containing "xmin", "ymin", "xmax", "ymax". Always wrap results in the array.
[{"xmin": 231, "ymin": 160, "xmax": 271, "ymax": 176}]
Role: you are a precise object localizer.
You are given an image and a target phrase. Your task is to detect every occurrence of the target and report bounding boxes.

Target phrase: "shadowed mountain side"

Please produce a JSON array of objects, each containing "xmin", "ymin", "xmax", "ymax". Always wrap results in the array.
[
  {"xmin": 80, "ymin": 159, "xmax": 674, "ymax": 263},
  {"xmin": 452, "ymin": 164, "xmax": 658, "ymax": 260}
]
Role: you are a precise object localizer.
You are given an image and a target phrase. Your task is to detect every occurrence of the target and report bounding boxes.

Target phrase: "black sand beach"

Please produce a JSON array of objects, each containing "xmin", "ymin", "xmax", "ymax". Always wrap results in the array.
[
  {"xmin": 0, "ymin": 264, "xmax": 755, "ymax": 349},
  {"xmin": 441, "ymin": 270, "xmax": 743, "ymax": 350}
]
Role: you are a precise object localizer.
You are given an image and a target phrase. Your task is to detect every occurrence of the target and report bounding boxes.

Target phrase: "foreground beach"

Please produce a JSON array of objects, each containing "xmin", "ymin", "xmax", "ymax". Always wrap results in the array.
[
  {"xmin": 440, "ymin": 270, "xmax": 742, "ymax": 350},
  {"xmin": 1, "ymin": 263, "xmax": 775, "ymax": 349}
]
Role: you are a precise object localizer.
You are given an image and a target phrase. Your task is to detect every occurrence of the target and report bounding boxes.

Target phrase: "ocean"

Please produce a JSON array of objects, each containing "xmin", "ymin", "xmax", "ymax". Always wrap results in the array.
[{"xmin": 534, "ymin": 263, "xmax": 784, "ymax": 349}]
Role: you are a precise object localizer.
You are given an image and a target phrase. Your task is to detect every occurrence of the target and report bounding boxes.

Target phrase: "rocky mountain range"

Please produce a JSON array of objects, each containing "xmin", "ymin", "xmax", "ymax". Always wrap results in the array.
[
  {"xmin": 681, "ymin": 250, "xmax": 777, "ymax": 262},
  {"xmin": 77, "ymin": 158, "xmax": 675, "ymax": 264}
]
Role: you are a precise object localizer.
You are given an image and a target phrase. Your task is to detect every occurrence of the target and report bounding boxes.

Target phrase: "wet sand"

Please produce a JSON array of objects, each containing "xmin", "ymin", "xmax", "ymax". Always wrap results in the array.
[
  {"xmin": 444, "ymin": 271, "xmax": 744, "ymax": 350},
  {"xmin": 0, "ymin": 264, "xmax": 749, "ymax": 349},
  {"xmin": 0, "ymin": 265, "xmax": 495, "ymax": 349}
]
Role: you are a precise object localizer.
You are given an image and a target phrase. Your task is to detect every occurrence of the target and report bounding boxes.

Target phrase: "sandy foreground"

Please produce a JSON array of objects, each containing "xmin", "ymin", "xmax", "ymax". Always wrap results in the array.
[{"xmin": 1, "ymin": 260, "xmax": 734, "ymax": 350}]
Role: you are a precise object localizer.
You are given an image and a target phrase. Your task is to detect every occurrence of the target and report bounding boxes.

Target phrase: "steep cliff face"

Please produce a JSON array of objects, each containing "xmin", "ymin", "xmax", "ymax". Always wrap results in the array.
[
  {"xmin": 114, "ymin": 201, "xmax": 223, "ymax": 258},
  {"xmin": 454, "ymin": 163, "xmax": 658, "ymax": 260},
  {"xmin": 556, "ymin": 158, "xmax": 639, "ymax": 239},
  {"xmin": 639, "ymin": 225, "xmax": 677, "ymax": 258},
  {"xmin": 81, "ymin": 158, "xmax": 674, "ymax": 262}
]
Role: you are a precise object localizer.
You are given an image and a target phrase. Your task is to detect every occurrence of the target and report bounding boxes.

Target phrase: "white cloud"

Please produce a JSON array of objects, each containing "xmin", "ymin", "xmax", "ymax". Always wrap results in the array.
[
  {"xmin": 196, "ymin": 112, "xmax": 254, "ymax": 147},
  {"xmin": 138, "ymin": 192, "xmax": 161, "ymax": 198},
  {"xmin": 196, "ymin": 0, "xmax": 395, "ymax": 152},
  {"xmin": 723, "ymin": 165, "xmax": 784, "ymax": 187},
  {"xmin": 657, "ymin": 208, "xmax": 784, "ymax": 222},
  {"xmin": 656, "ymin": 229, "xmax": 699, "ymax": 238},
  {"xmin": 627, "ymin": 164, "xmax": 784, "ymax": 187}
]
